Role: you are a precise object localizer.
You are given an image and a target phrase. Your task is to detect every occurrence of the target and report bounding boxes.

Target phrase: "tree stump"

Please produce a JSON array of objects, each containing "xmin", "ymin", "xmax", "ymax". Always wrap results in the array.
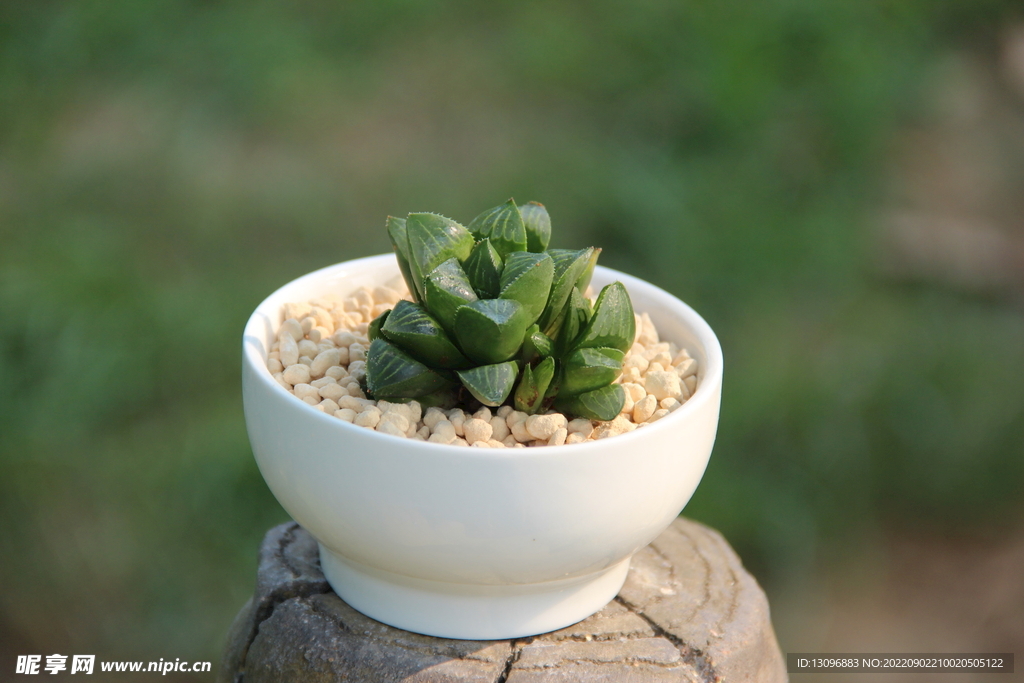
[{"xmin": 219, "ymin": 518, "xmax": 786, "ymax": 683}]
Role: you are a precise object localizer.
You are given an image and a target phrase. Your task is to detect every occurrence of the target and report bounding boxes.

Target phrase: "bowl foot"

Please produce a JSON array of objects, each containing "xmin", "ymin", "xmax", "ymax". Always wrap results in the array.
[{"xmin": 318, "ymin": 545, "xmax": 632, "ymax": 640}]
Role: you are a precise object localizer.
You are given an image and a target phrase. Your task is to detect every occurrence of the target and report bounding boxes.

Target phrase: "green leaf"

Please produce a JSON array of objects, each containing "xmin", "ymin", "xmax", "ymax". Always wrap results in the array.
[
  {"xmin": 422, "ymin": 258, "xmax": 478, "ymax": 333},
  {"xmin": 462, "ymin": 238, "xmax": 503, "ymax": 299},
  {"xmin": 386, "ymin": 216, "xmax": 421, "ymax": 302},
  {"xmin": 499, "ymin": 251, "xmax": 554, "ymax": 323},
  {"xmin": 405, "ymin": 212, "xmax": 475, "ymax": 294},
  {"xmin": 521, "ymin": 324, "xmax": 554, "ymax": 363},
  {"xmin": 457, "ymin": 361, "xmax": 519, "ymax": 407},
  {"xmin": 519, "ymin": 201, "xmax": 551, "ymax": 252},
  {"xmin": 540, "ymin": 247, "xmax": 595, "ymax": 333},
  {"xmin": 411, "ymin": 387, "xmax": 461, "ymax": 410},
  {"xmin": 366, "ymin": 338, "xmax": 456, "ymax": 399},
  {"xmin": 573, "ymin": 282, "xmax": 635, "ymax": 353},
  {"xmin": 559, "ymin": 347, "xmax": 625, "ymax": 396},
  {"xmin": 380, "ymin": 300, "xmax": 472, "ymax": 369},
  {"xmin": 467, "ymin": 199, "xmax": 528, "ymax": 257},
  {"xmin": 454, "ymin": 298, "xmax": 530, "ymax": 365},
  {"xmin": 554, "ymin": 384, "xmax": 625, "ymax": 421},
  {"xmin": 575, "ymin": 247, "xmax": 601, "ymax": 293},
  {"xmin": 514, "ymin": 357, "xmax": 555, "ymax": 414},
  {"xmin": 368, "ymin": 309, "xmax": 390, "ymax": 341},
  {"xmin": 555, "ymin": 287, "xmax": 592, "ymax": 356}
]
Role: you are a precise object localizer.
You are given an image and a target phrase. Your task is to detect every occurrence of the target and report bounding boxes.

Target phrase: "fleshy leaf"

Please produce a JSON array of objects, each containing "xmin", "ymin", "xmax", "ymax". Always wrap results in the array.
[
  {"xmin": 499, "ymin": 251, "xmax": 554, "ymax": 324},
  {"xmin": 555, "ymin": 287, "xmax": 592, "ymax": 356},
  {"xmin": 410, "ymin": 387, "xmax": 461, "ymax": 410},
  {"xmin": 553, "ymin": 384, "xmax": 625, "ymax": 421},
  {"xmin": 521, "ymin": 324, "xmax": 554, "ymax": 363},
  {"xmin": 573, "ymin": 282, "xmax": 635, "ymax": 353},
  {"xmin": 467, "ymin": 199, "xmax": 528, "ymax": 257},
  {"xmin": 457, "ymin": 361, "xmax": 519, "ymax": 407},
  {"xmin": 380, "ymin": 300, "xmax": 471, "ymax": 369},
  {"xmin": 540, "ymin": 247, "xmax": 595, "ymax": 333},
  {"xmin": 514, "ymin": 357, "xmax": 555, "ymax": 414},
  {"xmin": 453, "ymin": 298, "xmax": 530, "ymax": 365},
  {"xmin": 462, "ymin": 238, "xmax": 503, "ymax": 299},
  {"xmin": 368, "ymin": 309, "xmax": 390, "ymax": 341},
  {"xmin": 422, "ymin": 258, "xmax": 478, "ymax": 333},
  {"xmin": 559, "ymin": 347, "xmax": 625, "ymax": 396},
  {"xmin": 366, "ymin": 338, "xmax": 455, "ymax": 399},
  {"xmin": 405, "ymin": 212, "xmax": 475, "ymax": 293},
  {"xmin": 386, "ymin": 216, "xmax": 420, "ymax": 302},
  {"xmin": 575, "ymin": 247, "xmax": 601, "ymax": 294},
  {"xmin": 519, "ymin": 201, "xmax": 551, "ymax": 252}
]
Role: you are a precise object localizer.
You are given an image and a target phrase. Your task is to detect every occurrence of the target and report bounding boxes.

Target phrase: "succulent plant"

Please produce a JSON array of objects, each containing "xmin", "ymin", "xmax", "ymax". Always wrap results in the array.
[{"xmin": 364, "ymin": 199, "xmax": 635, "ymax": 421}]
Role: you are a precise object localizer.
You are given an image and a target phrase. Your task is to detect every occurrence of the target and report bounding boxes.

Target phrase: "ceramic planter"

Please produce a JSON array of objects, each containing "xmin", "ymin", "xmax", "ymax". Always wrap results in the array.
[{"xmin": 241, "ymin": 254, "xmax": 722, "ymax": 640}]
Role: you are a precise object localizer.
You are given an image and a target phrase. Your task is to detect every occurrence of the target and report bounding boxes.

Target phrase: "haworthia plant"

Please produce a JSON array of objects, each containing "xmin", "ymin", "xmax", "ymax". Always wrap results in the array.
[{"xmin": 366, "ymin": 199, "xmax": 635, "ymax": 421}]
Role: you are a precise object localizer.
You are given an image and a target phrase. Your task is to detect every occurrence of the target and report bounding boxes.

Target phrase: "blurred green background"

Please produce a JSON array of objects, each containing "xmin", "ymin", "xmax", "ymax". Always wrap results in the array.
[{"xmin": 3, "ymin": 0, "xmax": 1023, "ymax": 676}]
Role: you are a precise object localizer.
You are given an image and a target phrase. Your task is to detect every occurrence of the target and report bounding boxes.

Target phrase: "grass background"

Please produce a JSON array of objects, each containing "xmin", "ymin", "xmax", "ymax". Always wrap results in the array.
[{"xmin": 2, "ymin": 0, "xmax": 1022, "ymax": 673}]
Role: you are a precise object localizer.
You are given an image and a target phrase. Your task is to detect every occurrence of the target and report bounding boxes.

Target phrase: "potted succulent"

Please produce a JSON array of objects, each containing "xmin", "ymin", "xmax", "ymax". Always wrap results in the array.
[
  {"xmin": 367, "ymin": 199, "xmax": 634, "ymax": 421},
  {"xmin": 242, "ymin": 200, "xmax": 723, "ymax": 639}
]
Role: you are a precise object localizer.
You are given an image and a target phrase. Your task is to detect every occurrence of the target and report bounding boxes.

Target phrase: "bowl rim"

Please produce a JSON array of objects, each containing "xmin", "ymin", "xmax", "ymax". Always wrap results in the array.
[{"xmin": 243, "ymin": 253, "xmax": 723, "ymax": 458}]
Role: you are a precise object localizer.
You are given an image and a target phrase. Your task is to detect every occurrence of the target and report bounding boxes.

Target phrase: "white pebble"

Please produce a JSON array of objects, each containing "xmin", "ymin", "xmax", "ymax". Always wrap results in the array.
[
  {"xmin": 335, "ymin": 408, "xmax": 356, "ymax": 422},
  {"xmin": 372, "ymin": 286, "xmax": 402, "ymax": 304},
  {"xmin": 325, "ymin": 366, "xmax": 348, "ymax": 380},
  {"xmin": 448, "ymin": 409, "xmax": 466, "ymax": 437},
  {"xmin": 649, "ymin": 408, "xmax": 670, "ymax": 422},
  {"xmin": 623, "ymin": 355, "xmax": 649, "ymax": 374},
  {"xmin": 318, "ymin": 383, "xmax": 348, "ymax": 402},
  {"xmin": 463, "ymin": 418, "xmax": 493, "ymax": 445},
  {"xmin": 283, "ymin": 364, "xmax": 311, "ymax": 386},
  {"xmin": 377, "ymin": 420, "xmax": 407, "ymax": 438},
  {"xmin": 674, "ymin": 358, "xmax": 698, "ymax": 379},
  {"xmin": 548, "ymin": 428, "xmax": 568, "ymax": 446},
  {"xmin": 267, "ymin": 357, "xmax": 283, "ymax": 374},
  {"xmin": 567, "ymin": 418, "xmax": 594, "ymax": 437},
  {"xmin": 683, "ymin": 375, "xmax": 697, "ymax": 396},
  {"xmin": 283, "ymin": 302, "xmax": 311, "ymax": 321},
  {"xmin": 293, "ymin": 383, "xmax": 320, "ymax": 401},
  {"xmin": 429, "ymin": 420, "xmax": 456, "ymax": 444},
  {"xmin": 333, "ymin": 330, "xmax": 357, "ymax": 347},
  {"xmin": 318, "ymin": 399, "xmax": 340, "ymax": 414},
  {"xmin": 645, "ymin": 371, "xmax": 681, "ymax": 401},
  {"xmin": 489, "ymin": 416, "xmax": 510, "ymax": 441},
  {"xmin": 279, "ymin": 336, "xmax": 299, "ymax": 367},
  {"xmin": 510, "ymin": 420, "xmax": 532, "ymax": 443},
  {"xmin": 633, "ymin": 395, "xmax": 657, "ymax": 423},
  {"xmin": 348, "ymin": 360, "xmax": 366, "ymax": 382},
  {"xmin": 278, "ymin": 318, "xmax": 304, "ymax": 343},
  {"xmin": 378, "ymin": 411, "xmax": 410, "ymax": 435},
  {"xmin": 525, "ymin": 414, "xmax": 567, "ymax": 441},
  {"xmin": 566, "ymin": 432, "xmax": 586, "ymax": 444},
  {"xmin": 354, "ymin": 407, "xmax": 381, "ymax": 429},
  {"xmin": 660, "ymin": 397, "xmax": 681, "ymax": 411},
  {"xmin": 496, "ymin": 405, "xmax": 513, "ymax": 418},
  {"xmin": 310, "ymin": 348, "xmax": 341, "ymax": 379},
  {"xmin": 423, "ymin": 407, "xmax": 446, "ymax": 430}
]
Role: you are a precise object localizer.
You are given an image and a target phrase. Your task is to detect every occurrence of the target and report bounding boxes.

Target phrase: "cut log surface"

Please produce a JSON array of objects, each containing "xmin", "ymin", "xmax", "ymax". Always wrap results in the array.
[{"xmin": 219, "ymin": 519, "xmax": 787, "ymax": 683}]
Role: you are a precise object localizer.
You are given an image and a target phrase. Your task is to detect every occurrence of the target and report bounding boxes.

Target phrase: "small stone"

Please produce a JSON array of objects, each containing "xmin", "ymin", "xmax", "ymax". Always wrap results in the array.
[
  {"xmin": 525, "ymin": 414, "xmax": 567, "ymax": 441},
  {"xmin": 463, "ymin": 418, "xmax": 493, "ymax": 445},
  {"xmin": 645, "ymin": 371, "xmax": 681, "ymax": 401}
]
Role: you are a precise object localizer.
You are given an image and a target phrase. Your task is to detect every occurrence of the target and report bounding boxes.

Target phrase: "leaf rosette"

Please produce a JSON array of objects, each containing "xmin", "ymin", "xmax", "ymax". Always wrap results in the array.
[{"xmin": 367, "ymin": 199, "xmax": 635, "ymax": 421}]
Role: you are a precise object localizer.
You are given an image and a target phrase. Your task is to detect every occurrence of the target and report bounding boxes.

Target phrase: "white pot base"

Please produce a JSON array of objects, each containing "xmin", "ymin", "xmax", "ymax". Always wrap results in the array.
[{"xmin": 318, "ymin": 545, "xmax": 633, "ymax": 640}]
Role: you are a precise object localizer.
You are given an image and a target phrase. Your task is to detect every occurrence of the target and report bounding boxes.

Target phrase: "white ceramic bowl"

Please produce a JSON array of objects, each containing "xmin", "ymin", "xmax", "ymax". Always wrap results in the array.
[{"xmin": 242, "ymin": 254, "xmax": 722, "ymax": 640}]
